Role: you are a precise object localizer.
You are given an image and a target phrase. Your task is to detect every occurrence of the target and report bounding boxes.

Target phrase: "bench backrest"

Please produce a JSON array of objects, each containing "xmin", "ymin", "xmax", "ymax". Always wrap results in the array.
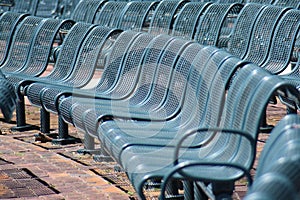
[
  {"xmin": 0, "ymin": 12, "xmax": 27, "ymax": 66},
  {"xmin": 194, "ymin": 3, "xmax": 243, "ymax": 47},
  {"xmin": 262, "ymin": 9, "xmax": 300, "ymax": 74},
  {"xmin": 71, "ymin": 0, "xmax": 106, "ymax": 23},
  {"xmin": 149, "ymin": 0, "xmax": 188, "ymax": 35},
  {"xmin": 17, "ymin": 19, "xmax": 74, "ymax": 76},
  {"xmin": 1, "ymin": 16, "xmax": 44, "ymax": 73},
  {"xmin": 172, "ymin": 2, "xmax": 211, "ymax": 40},
  {"xmin": 243, "ymin": 5, "xmax": 289, "ymax": 66},
  {"xmin": 227, "ymin": 3, "xmax": 266, "ymax": 58},
  {"xmin": 117, "ymin": 1, "xmax": 159, "ymax": 31},
  {"xmin": 244, "ymin": 114, "xmax": 300, "ymax": 200},
  {"xmin": 94, "ymin": 1, "xmax": 127, "ymax": 28}
]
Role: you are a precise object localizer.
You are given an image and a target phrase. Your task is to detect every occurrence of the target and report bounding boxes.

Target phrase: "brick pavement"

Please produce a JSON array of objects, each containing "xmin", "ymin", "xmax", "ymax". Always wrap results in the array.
[{"xmin": 0, "ymin": 100, "xmax": 288, "ymax": 200}]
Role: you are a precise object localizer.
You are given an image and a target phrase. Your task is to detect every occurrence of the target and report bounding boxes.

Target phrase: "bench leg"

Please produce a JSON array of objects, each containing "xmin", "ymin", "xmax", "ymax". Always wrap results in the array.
[
  {"xmin": 52, "ymin": 115, "xmax": 78, "ymax": 145},
  {"xmin": 77, "ymin": 133, "xmax": 102, "ymax": 155},
  {"xmin": 11, "ymin": 96, "xmax": 35, "ymax": 131},
  {"xmin": 194, "ymin": 182, "xmax": 209, "ymax": 200},
  {"xmin": 212, "ymin": 181, "xmax": 234, "ymax": 200},
  {"xmin": 184, "ymin": 181, "xmax": 194, "ymax": 200},
  {"xmin": 93, "ymin": 147, "xmax": 114, "ymax": 162},
  {"xmin": 40, "ymin": 108, "xmax": 50, "ymax": 134}
]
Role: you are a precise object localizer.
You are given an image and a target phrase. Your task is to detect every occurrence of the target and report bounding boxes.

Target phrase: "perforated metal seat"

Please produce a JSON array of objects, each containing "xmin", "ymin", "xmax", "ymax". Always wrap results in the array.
[
  {"xmin": 171, "ymin": 2, "xmax": 211, "ymax": 40},
  {"xmin": 23, "ymin": 26, "xmax": 121, "ymax": 141},
  {"xmin": 0, "ymin": 16, "xmax": 45, "ymax": 74},
  {"xmin": 125, "ymin": 64, "xmax": 299, "ymax": 200},
  {"xmin": 35, "ymin": 0, "xmax": 60, "ymax": 18},
  {"xmin": 9, "ymin": 0, "xmax": 38, "ymax": 15},
  {"xmin": 242, "ymin": 5, "xmax": 290, "ymax": 67},
  {"xmin": 59, "ymin": 31, "xmax": 155, "ymax": 125},
  {"xmin": 227, "ymin": 3, "xmax": 267, "ymax": 59},
  {"xmin": 117, "ymin": 1, "xmax": 159, "ymax": 31},
  {"xmin": 9, "ymin": 23, "xmax": 94, "ymax": 131},
  {"xmin": 97, "ymin": 46, "xmax": 242, "ymax": 164},
  {"xmin": 5, "ymin": 18, "xmax": 74, "ymax": 130},
  {"xmin": 273, "ymin": 0, "xmax": 300, "ymax": 8},
  {"xmin": 194, "ymin": 3, "xmax": 243, "ymax": 47},
  {"xmin": 6, "ymin": 18, "xmax": 74, "ymax": 80},
  {"xmin": 244, "ymin": 114, "xmax": 300, "ymax": 200},
  {"xmin": 35, "ymin": 26, "xmax": 121, "ymax": 113},
  {"xmin": 246, "ymin": 0, "xmax": 273, "ymax": 3},
  {"xmin": 94, "ymin": 1, "xmax": 128, "ymax": 28},
  {"xmin": 70, "ymin": 0, "xmax": 106, "ymax": 23},
  {"xmin": 262, "ymin": 9, "xmax": 300, "ymax": 74},
  {"xmin": 0, "ymin": 12, "xmax": 28, "ymax": 67},
  {"xmin": 149, "ymin": 0, "xmax": 188, "ymax": 35}
]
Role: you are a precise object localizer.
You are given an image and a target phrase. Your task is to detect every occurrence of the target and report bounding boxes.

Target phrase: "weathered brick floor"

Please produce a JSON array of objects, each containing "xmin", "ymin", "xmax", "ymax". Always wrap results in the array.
[{"xmin": 0, "ymin": 99, "xmax": 288, "ymax": 199}]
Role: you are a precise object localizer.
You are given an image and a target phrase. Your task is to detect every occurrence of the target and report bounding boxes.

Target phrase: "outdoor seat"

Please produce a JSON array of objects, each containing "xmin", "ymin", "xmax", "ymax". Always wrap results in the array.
[
  {"xmin": 93, "ymin": 1, "xmax": 128, "ymax": 28},
  {"xmin": 5, "ymin": 18, "xmax": 74, "ymax": 79},
  {"xmin": 96, "ymin": 46, "xmax": 244, "ymax": 165},
  {"xmin": 148, "ymin": 0, "xmax": 188, "ymax": 35},
  {"xmin": 9, "ymin": 22, "xmax": 95, "ymax": 131},
  {"xmin": 153, "ymin": 65, "xmax": 299, "ymax": 200},
  {"xmin": 193, "ymin": 2, "xmax": 243, "ymax": 47},
  {"xmin": 244, "ymin": 5, "xmax": 291, "ymax": 70},
  {"xmin": 244, "ymin": 114, "xmax": 300, "ymax": 200},
  {"xmin": 246, "ymin": 0, "xmax": 273, "ymax": 3},
  {"xmin": 0, "ymin": 12, "xmax": 28, "ymax": 67},
  {"xmin": 261, "ymin": 9, "xmax": 300, "ymax": 74},
  {"xmin": 227, "ymin": 3, "xmax": 267, "ymax": 59},
  {"xmin": 116, "ymin": 1, "xmax": 159, "ymax": 31},
  {"xmin": 55, "ymin": 30, "xmax": 155, "ymax": 149},
  {"xmin": 24, "ymin": 26, "xmax": 121, "ymax": 142},
  {"xmin": 58, "ymin": 34, "xmax": 189, "ymax": 149},
  {"xmin": 70, "ymin": 0, "xmax": 106, "ymax": 23},
  {"xmin": 230, "ymin": 5, "xmax": 291, "ymax": 68},
  {"xmin": 273, "ymin": 0, "xmax": 300, "ymax": 8},
  {"xmin": 35, "ymin": 0, "xmax": 60, "ymax": 18},
  {"xmin": 171, "ymin": 2, "xmax": 211, "ymax": 40},
  {"xmin": 1, "ymin": 17, "xmax": 74, "ymax": 130},
  {"xmin": 0, "ymin": 16, "xmax": 45, "ymax": 74}
]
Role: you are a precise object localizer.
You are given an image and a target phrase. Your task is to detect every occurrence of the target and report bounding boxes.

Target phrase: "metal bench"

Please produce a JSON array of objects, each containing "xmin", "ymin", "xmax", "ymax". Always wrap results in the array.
[
  {"xmin": 244, "ymin": 114, "xmax": 300, "ymax": 200},
  {"xmin": 117, "ymin": 1, "xmax": 159, "ymax": 31},
  {"xmin": 10, "ymin": 22, "xmax": 93, "ymax": 132},
  {"xmin": 148, "ymin": 0, "xmax": 188, "ymax": 35},
  {"xmin": 35, "ymin": 0, "xmax": 60, "ymax": 18},
  {"xmin": 0, "ymin": 17, "xmax": 74, "ymax": 130},
  {"xmin": 273, "ymin": 0, "xmax": 300, "ymax": 8},
  {"xmin": 70, "ymin": 0, "xmax": 106, "ymax": 23},
  {"xmin": 227, "ymin": 3, "xmax": 267, "ymax": 59},
  {"xmin": 94, "ymin": 1, "xmax": 128, "ymax": 28},
  {"xmin": 24, "ymin": 25, "xmax": 121, "ymax": 143},
  {"xmin": 194, "ymin": 2, "xmax": 243, "ymax": 47},
  {"xmin": 58, "ymin": 34, "xmax": 183, "ymax": 150},
  {"xmin": 0, "ymin": 12, "xmax": 28, "ymax": 67},
  {"xmin": 157, "ymin": 64, "xmax": 299, "ymax": 200},
  {"xmin": 171, "ymin": 2, "xmax": 211, "ymax": 40}
]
